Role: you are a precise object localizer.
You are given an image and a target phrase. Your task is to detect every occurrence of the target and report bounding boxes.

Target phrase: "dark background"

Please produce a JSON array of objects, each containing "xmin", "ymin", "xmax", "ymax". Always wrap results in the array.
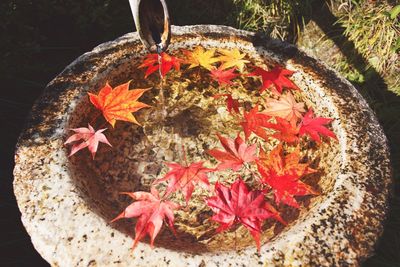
[{"xmin": 1, "ymin": 0, "xmax": 399, "ymax": 266}]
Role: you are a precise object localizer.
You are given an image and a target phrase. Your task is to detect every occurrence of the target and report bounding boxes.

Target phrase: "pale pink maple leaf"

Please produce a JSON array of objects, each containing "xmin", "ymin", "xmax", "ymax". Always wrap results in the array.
[
  {"xmin": 111, "ymin": 187, "xmax": 180, "ymax": 249},
  {"xmin": 64, "ymin": 124, "xmax": 112, "ymax": 159},
  {"xmin": 264, "ymin": 92, "xmax": 305, "ymax": 125}
]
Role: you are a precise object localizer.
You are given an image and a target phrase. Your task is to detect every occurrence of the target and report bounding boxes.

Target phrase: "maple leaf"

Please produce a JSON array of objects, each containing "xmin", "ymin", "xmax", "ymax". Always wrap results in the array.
[
  {"xmin": 257, "ymin": 165, "xmax": 318, "ymax": 208},
  {"xmin": 111, "ymin": 187, "xmax": 180, "ymax": 249},
  {"xmin": 88, "ymin": 81, "xmax": 150, "ymax": 127},
  {"xmin": 240, "ymin": 105, "xmax": 271, "ymax": 140},
  {"xmin": 153, "ymin": 162, "xmax": 214, "ymax": 204},
  {"xmin": 138, "ymin": 52, "xmax": 181, "ymax": 78},
  {"xmin": 248, "ymin": 66, "xmax": 299, "ymax": 95},
  {"xmin": 209, "ymin": 66, "xmax": 239, "ymax": 86},
  {"xmin": 64, "ymin": 124, "xmax": 112, "ymax": 159},
  {"xmin": 257, "ymin": 144, "xmax": 316, "ymax": 178},
  {"xmin": 183, "ymin": 46, "xmax": 219, "ymax": 70},
  {"xmin": 206, "ymin": 179, "xmax": 284, "ymax": 252},
  {"xmin": 217, "ymin": 48, "xmax": 250, "ymax": 72},
  {"xmin": 208, "ymin": 134, "xmax": 257, "ymax": 171},
  {"xmin": 299, "ymin": 108, "xmax": 337, "ymax": 143},
  {"xmin": 264, "ymin": 117, "xmax": 300, "ymax": 143},
  {"xmin": 213, "ymin": 94, "xmax": 240, "ymax": 114},
  {"xmin": 264, "ymin": 92, "xmax": 305, "ymax": 125}
]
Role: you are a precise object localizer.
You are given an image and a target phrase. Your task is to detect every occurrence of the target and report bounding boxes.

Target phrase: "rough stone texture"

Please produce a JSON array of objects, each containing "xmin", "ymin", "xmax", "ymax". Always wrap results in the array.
[{"xmin": 13, "ymin": 25, "xmax": 391, "ymax": 266}]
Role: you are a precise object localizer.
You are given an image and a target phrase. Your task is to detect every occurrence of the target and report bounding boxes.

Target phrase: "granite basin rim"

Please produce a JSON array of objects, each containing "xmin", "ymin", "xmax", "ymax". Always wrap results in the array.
[{"xmin": 13, "ymin": 25, "xmax": 391, "ymax": 267}]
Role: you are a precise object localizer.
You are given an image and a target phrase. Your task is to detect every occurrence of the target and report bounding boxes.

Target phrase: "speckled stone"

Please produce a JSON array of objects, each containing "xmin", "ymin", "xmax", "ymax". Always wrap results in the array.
[{"xmin": 13, "ymin": 25, "xmax": 391, "ymax": 267}]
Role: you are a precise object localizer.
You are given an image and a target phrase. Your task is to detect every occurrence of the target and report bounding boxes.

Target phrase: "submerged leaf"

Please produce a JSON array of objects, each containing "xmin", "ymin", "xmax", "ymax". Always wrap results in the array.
[
  {"xmin": 240, "ymin": 105, "xmax": 271, "ymax": 140},
  {"xmin": 153, "ymin": 161, "xmax": 214, "ymax": 204},
  {"xmin": 210, "ymin": 67, "xmax": 239, "ymax": 86},
  {"xmin": 213, "ymin": 93, "xmax": 240, "ymax": 114},
  {"xmin": 208, "ymin": 134, "xmax": 257, "ymax": 171}
]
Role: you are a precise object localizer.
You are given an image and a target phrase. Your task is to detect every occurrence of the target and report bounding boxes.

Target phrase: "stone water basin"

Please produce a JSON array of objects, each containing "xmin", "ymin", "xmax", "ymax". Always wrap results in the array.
[{"xmin": 13, "ymin": 25, "xmax": 391, "ymax": 266}]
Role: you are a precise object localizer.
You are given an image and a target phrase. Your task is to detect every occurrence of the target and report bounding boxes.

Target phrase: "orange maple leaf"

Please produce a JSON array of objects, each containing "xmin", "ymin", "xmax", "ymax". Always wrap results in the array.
[
  {"xmin": 88, "ymin": 81, "xmax": 151, "ymax": 127},
  {"xmin": 257, "ymin": 144, "xmax": 316, "ymax": 178}
]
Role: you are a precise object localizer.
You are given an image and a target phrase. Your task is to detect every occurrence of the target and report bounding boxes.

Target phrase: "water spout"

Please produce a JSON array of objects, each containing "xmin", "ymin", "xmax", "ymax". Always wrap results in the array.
[{"xmin": 128, "ymin": 0, "xmax": 171, "ymax": 53}]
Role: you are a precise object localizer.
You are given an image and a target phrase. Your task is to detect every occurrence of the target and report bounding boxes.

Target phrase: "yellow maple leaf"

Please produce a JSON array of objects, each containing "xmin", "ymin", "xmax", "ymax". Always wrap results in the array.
[
  {"xmin": 217, "ymin": 48, "xmax": 250, "ymax": 72},
  {"xmin": 88, "ymin": 81, "xmax": 151, "ymax": 127},
  {"xmin": 183, "ymin": 46, "xmax": 219, "ymax": 70}
]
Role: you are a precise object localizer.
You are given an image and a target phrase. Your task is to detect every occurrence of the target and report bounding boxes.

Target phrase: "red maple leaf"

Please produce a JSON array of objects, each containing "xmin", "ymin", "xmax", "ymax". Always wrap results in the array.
[
  {"xmin": 206, "ymin": 179, "xmax": 285, "ymax": 252},
  {"xmin": 264, "ymin": 117, "xmax": 300, "ymax": 143},
  {"xmin": 299, "ymin": 108, "xmax": 337, "ymax": 143},
  {"xmin": 257, "ymin": 167, "xmax": 318, "ymax": 208},
  {"xmin": 208, "ymin": 134, "xmax": 257, "ymax": 171},
  {"xmin": 111, "ymin": 187, "xmax": 180, "ymax": 249},
  {"xmin": 64, "ymin": 124, "xmax": 112, "ymax": 159},
  {"xmin": 139, "ymin": 52, "xmax": 181, "ymax": 78},
  {"xmin": 240, "ymin": 105, "xmax": 271, "ymax": 140},
  {"xmin": 209, "ymin": 67, "xmax": 239, "ymax": 86},
  {"xmin": 153, "ymin": 161, "xmax": 214, "ymax": 204},
  {"xmin": 248, "ymin": 66, "xmax": 299, "ymax": 95},
  {"xmin": 213, "ymin": 94, "xmax": 240, "ymax": 114}
]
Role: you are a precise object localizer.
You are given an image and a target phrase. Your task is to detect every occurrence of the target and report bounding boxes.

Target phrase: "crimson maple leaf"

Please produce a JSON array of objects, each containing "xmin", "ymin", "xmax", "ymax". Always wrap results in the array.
[
  {"xmin": 88, "ymin": 81, "xmax": 150, "ymax": 127},
  {"xmin": 139, "ymin": 52, "xmax": 181, "ymax": 78},
  {"xmin": 206, "ymin": 179, "xmax": 285, "ymax": 252},
  {"xmin": 240, "ymin": 105, "xmax": 271, "ymax": 140},
  {"xmin": 209, "ymin": 67, "xmax": 239, "ymax": 86},
  {"xmin": 299, "ymin": 108, "xmax": 337, "ymax": 143},
  {"xmin": 111, "ymin": 187, "xmax": 180, "ymax": 249},
  {"xmin": 257, "ymin": 144, "xmax": 316, "ymax": 178},
  {"xmin": 248, "ymin": 66, "xmax": 299, "ymax": 95},
  {"xmin": 257, "ymin": 165, "xmax": 318, "ymax": 208},
  {"xmin": 213, "ymin": 94, "xmax": 240, "ymax": 114},
  {"xmin": 64, "ymin": 124, "xmax": 112, "ymax": 159},
  {"xmin": 153, "ymin": 161, "xmax": 214, "ymax": 204},
  {"xmin": 264, "ymin": 117, "xmax": 300, "ymax": 143},
  {"xmin": 208, "ymin": 134, "xmax": 257, "ymax": 171}
]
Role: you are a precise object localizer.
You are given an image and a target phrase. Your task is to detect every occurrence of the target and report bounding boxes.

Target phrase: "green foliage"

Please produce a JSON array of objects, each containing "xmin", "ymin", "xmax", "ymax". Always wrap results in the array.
[{"xmin": 336, "ymin": 1, "xmax": 400, "ymax": 95}]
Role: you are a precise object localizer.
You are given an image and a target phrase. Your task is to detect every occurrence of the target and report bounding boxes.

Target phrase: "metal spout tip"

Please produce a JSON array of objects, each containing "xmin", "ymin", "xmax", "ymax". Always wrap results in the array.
[{"xmin": 129, "ymin": 0, "xmax": 171, "ymax": 53}]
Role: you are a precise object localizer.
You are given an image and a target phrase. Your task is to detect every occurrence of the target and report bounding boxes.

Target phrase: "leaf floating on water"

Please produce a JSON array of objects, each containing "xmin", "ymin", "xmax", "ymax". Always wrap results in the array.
[
  {"xmin": 183, "ymin": 46, "xmax": 220, "ymax": 70},
  {"xmin": 299, "ymin": 108, "xmax": 337, "ymax": 143},
  {"xmin": 217, "ymin": 48, "xmax": 250, "ymax": 72},
  {"xmin": 139, "ymin": 52, "xmax": 182, "ymax": 78},
  {"xmin": 111, "ymin": 187, "xmax": 180, "ymax": 250},
  {"xmin": 64, "ymin": 124, "xmax": 112, "ymax": 159},
  {"xmin": 88, "ymin": 81, "xmax": 151, "ymax": 127},
  {"xmin": 264, "ymin": 92, "xmax": 305, "ymax": 125},
  {"xmin": 248, "ymin": 66, "xmax": 299, "ymax": 95},
  {"xmin": 206, "ymin": 178, "xmax": 284, "ymax": 252}
]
